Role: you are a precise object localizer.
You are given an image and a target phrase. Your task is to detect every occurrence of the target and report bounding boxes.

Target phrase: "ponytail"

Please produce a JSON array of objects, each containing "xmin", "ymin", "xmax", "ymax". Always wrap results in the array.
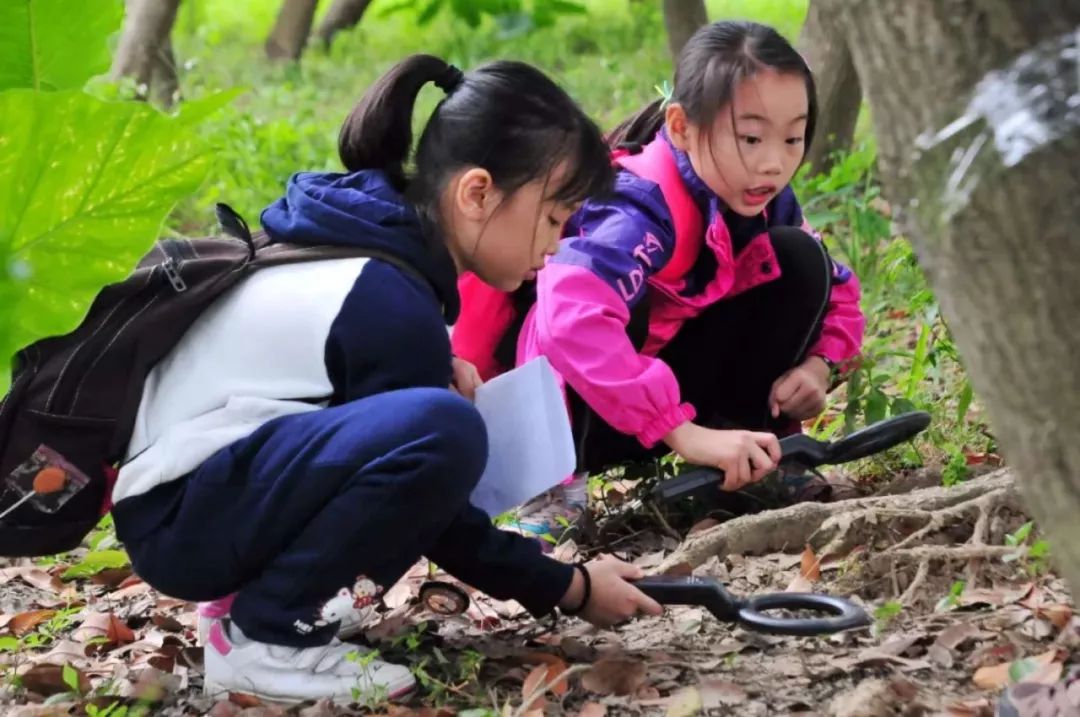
[
  {"xmin": 338, "ymin": 54, "xmax": 464, "ymax": 191},
  {"xmin": 606, "ymin": 98, "xmax": 665, "ymax": 148}
]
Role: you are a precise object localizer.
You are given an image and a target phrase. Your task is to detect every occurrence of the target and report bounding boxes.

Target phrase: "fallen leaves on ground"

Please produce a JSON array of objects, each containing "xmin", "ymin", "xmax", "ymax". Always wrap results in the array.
[
  {"xmin": 581, "ymin": 657, "xmax": 647, "ymax": 696},
  {"xmin": 972, "ymin": 649, "xmax": 1063, "ymax": 690}
]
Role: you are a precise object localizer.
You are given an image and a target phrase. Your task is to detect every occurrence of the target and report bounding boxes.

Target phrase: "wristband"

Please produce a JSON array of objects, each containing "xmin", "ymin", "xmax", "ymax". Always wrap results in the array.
[{"xmin": 560, "ymin": 563, "xmax": 592, "ymax": 616}]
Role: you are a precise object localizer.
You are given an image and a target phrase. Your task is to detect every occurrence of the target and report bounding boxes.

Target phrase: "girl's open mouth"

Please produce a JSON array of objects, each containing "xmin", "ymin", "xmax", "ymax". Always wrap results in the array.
[{"xmin": 744, "ymin": 185, "xmax": 776, "ymax": 206}]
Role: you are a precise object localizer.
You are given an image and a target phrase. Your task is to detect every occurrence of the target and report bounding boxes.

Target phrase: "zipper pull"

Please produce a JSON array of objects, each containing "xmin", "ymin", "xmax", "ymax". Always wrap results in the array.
[{"xmin": 162, "ymin": 257, "xmax": 187, "ymax": 292}]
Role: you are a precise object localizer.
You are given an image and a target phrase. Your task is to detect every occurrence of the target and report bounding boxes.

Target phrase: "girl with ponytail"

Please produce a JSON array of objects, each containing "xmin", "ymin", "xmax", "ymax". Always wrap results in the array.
[{"xmin": 110, "ymin": 54, "xmax": 661, "ymax": 705}]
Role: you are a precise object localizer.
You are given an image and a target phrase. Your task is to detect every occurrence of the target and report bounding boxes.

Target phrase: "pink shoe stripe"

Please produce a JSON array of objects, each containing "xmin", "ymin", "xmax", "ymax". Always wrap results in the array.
[
  {"xmin": 199, "ymin": 594, "xmax": 237, "ymax": 618},
  {"xmin": 208, "ymin": 621, "xmax": 232, "ymax": 656}
]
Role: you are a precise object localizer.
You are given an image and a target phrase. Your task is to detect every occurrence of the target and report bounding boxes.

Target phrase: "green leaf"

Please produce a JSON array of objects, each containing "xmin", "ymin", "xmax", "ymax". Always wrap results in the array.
[
  {"xmin": 0, "ymin": 0, "xmax": 124, "ymax": 91},
  {"xmin": 957, "ymin": 380, "xmax": 974, "ymax": 424},
  {"xmin": 0, "ymin": 90, "xmax": 213, "ymax": 381},
  {"xmin": 174, "ymin": 88, "xmax": 246, "ymax": 126},
  {"xmin": 61, "ymin": 549, "xmax": 130, "ymax": 579},
  {"xmin": 864, "ymin": 387, "xmax": 888, "ymax": 426},
  {"xmin": 0, "ymin": 636, "xmax": 20, "ymax": 652},
  {"xmin": 1008, "ymin": 657, "xmax": 1040, "ymax": 684},
  {"xmin": 417, "ymin": 0, "xmax": 444, "ymax": 25},
  {"xmin": 377, "ymin": 0, "xmax": 417, "ymax": 18},
  {"xmin": 1006, "ymin": 521, "xmax": 1034, "ymax": 546},
  {"xmin": 62, "ymin": 662, "xmax": 80, "ymax": 693}
]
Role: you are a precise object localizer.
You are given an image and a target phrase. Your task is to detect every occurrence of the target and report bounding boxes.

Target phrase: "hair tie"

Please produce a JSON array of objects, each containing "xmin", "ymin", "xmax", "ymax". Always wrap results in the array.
[{"xmin": 434, "ymin": 64, "xmax": 464, "ymax": 94}]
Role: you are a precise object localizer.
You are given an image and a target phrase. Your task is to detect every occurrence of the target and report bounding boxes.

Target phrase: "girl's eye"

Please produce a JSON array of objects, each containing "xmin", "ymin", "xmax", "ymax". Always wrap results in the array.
[
  {"xmin": 547, "ymin": 215, "xmax": 561, "ymax": 228},
  {"xmin": 786, "ymin": 137, "xmax": 805, "ymax": 146},
  {"xmin": 740, "ymin": 135, "xmax": 761, "ymax": 146}
]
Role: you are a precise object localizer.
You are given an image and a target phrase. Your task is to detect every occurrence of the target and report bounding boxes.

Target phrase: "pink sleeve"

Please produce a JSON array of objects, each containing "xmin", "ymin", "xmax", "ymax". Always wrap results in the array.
[
  {"xmin": 801, "ymin": 219, "xmax": 866, "ymax": 366},
  {"xmin": 525, "ymin": 263, "xmax": 696, "ymax": 448}
]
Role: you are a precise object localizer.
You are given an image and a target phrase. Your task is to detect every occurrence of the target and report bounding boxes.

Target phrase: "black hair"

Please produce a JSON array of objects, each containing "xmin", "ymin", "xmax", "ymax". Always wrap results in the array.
[
  {"xmin": 608, "ymin": 21, "xmax": 817, "ymax": 157},
  {"xmin": 338, "ymin": 54, "xmax": 613, "ymax": 232}
]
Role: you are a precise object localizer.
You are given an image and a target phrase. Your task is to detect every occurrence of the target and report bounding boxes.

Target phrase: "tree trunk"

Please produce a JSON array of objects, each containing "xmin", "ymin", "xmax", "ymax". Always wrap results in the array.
[
  {"xmin": 110, "ymin": 0, "xmax": 182, "ymax": 97},
  {"xmin": 149, "ymin": 36, "xmax": 179, "ymax": 109},
  {"xmin": 265, "ymin": 0, "xmax": 320, "ymax": 61},
  {"xmin": 662, "ymin": 0, "xmax": 707, "ymax": 62},
  {"xmin": 823, "ymin": 0, "xmax": 1080, "ymax": 592},
  {"xmin": 798, "ymin": 1, "xmax": 862, "ymax": 173},
  {"xmin": 314, "ymin": 0, "xmax": 373, "ymax": 48}
]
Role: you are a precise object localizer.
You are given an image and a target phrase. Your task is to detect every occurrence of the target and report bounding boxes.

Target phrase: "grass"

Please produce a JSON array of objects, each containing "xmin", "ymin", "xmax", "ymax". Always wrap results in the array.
[{"xmin": 166, "ymin": 0, "xmax": 985, "ymax": 479}]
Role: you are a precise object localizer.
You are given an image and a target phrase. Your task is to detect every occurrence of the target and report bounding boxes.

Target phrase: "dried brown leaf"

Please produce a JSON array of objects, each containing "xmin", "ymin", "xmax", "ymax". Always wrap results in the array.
[
  {"xmin": 785, "ymin": 574, "xmax": 814, "ymax": 593},
  {"xmin": 229, "ymin": 692, "xmax": 264, "ymax": 708},
  {"xmin": 521, "ymin": 665, "xmax": 549, "ymax": 713},
  {"xmin": 945, "ymin": 698, "xmax": 994, "ymax": 717},
  {"xmin": 20, "ymin": 569, "xmax": 65, "ymax": 593},
  {"xmin": 89, "ymin": 568, "xmax": 134, "ymax": 587},
  {"xmin": 661, "ymin": 562, "xmax": 694, "ymax": 577},
  {"xmin": 41, "ymin": 639, "xmax": 90, "ymax": 666},
  {"xmin": 19, "ymin": 663, "xmax": 91, "ymax": 696},
  {"xmin": 699, "ymin": 679, "xmax": 748, "ymax": 707},
  {"xmin": 972, "ymin": 650, "xmax": 1058, "ymax": 690},
  {"xmin": 799, "ymin": 545, "xmax": 821, "ymax": 582},
  {"xmin": 960, "ymin": 582, "xmax": 1034, "ymax": 608},
  {"xmin": 0, "ymin": 566, "xmax": 34, "ymax": 584},
  {"xmin": 1028, "ymin": 603, "xmax": 1073, "ymax": 630},
  {"xmin": 108, "ymin": 614, "xmax": 136, "ymax": 644},
  {"xmin": 577, "ymin": 703, "xmax": 606, "ymax": 717},
  {"xmin": 928, "ymin": 644, "xmax": 954, "ymax": 668},
  {"xmin": 10, "ymin": 609, "xmax": 57, "ymax": 637},
  {"xmin": 151, "ymin": 613, "xmax": 185, "ymax": 632},
  {"xmin": 208, "ymin": 702, "xmax": 243, "ymax": 717},
  {"xmin": 934, "ymin": 623, "xmax": 994, "ymax": 651},
  {"xmin": 665, "ymin": 686, "xmax": 703, "ymax": 717},
  {"xmin": 582, "ymin": 657, "xmax": 647, "ymax": 696},
  {"xmin": 636, "ymin": 685, "xmax": 661, "ymax": 700}
]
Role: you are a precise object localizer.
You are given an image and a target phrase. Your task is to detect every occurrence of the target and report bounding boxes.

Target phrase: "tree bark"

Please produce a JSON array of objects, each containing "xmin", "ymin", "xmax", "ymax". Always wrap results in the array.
[
  {"xmin": 314, "ymin": 0, "xmax": 373, "ymax": 48},
  {"xmin": 149, "ymin": 36, "xmax": 179, "ymax": 109},
  {"xmin": 662, "ymin": 0, "xmax": 707, "ymax": 62},
  {"xmin": 109, "ymin": 0, "xmax": 182, "ymax": 97},
  {"xmin": 823, "ymin": 0, "xmax": 1080, "ymax": 592},
  {"xmin": 265, "ymin": 0, "xmax": 320, "ymax": 61},
  {"xmin": 798, "ymin": 1, "xmax": 862, "ymax": 173}
]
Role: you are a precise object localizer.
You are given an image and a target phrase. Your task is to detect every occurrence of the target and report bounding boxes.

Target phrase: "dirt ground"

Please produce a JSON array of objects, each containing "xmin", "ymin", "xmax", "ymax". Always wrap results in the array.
[{"xmin": 2, "ymin": 467, "xmax": 1076, "ymax": 717}]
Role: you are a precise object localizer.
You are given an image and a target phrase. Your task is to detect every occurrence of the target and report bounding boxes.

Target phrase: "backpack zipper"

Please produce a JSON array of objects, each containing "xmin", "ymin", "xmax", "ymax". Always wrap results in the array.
[
  {"xmin": 160, "ymin": 239, "xmax": 188, "ymax": 293},
  {"xmin": 63, "ymin": 242, "xmax": 190, "ymax": 415}
]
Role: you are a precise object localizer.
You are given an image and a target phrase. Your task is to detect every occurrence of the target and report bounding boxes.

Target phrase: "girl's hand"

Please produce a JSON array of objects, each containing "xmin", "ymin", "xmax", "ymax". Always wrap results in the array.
[
  {"xmin": 769, "ymin": 356, "xmax": 831, "ymax": 421},
  {"xmin": 450, "ymin": 357, "xmax": 483, "ymax": 401},
  {"xmin": 558, "ymin": 555, "xmax": 663, "ymax": 627},
  {"xmin": 665, "ymin": 423, "xmax": 780, "ymax": 490}
]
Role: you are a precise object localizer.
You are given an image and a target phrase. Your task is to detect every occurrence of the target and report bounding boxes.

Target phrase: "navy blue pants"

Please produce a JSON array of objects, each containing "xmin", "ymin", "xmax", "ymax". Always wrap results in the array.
[{"xmin": 113, "ymin": 388, "xmax": 488, "ymax": 647}]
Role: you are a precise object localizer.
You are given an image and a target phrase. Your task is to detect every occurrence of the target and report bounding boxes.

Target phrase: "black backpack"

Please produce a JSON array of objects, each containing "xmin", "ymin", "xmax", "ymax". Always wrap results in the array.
[{"xmin": 0, "ymin": 205, "xmax": 427, "ymax": 557}]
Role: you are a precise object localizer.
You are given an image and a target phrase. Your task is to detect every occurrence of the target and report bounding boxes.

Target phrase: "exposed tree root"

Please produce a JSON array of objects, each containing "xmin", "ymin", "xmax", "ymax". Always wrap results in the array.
[{"xmin": 656, "ymin": 469, "xmax": 1020, "ymax": 575}]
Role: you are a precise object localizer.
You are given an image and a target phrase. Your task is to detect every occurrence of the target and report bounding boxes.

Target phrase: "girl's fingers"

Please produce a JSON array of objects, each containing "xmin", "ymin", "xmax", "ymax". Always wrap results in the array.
[
  {"xmin": 748, "ymin": 442, "xmax": 774, "ymax": 481},
  {"xmin": 755, "ymin": 432, "xmax": 782, "ymax": 463}
]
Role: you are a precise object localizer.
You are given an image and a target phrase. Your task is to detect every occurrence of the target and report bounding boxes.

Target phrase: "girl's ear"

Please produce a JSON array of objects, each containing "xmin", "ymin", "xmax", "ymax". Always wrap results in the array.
[
  {"xmin": 665, "ymin": 103, "xmax": 691, "ymax": 151},
  {"xmin": 453, "ymin": 167, "xmax": 496, "ymax": 222}
]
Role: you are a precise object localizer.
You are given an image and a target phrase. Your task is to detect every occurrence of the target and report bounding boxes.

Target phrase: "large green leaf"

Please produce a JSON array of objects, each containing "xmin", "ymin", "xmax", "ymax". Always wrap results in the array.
[
  {"xmin": 0, "ymin": 89, "xmax": 213, "ymax": 383},
  {"xmin": 0, "ymin": 0, "xmax": 123, "ymax": 91}
]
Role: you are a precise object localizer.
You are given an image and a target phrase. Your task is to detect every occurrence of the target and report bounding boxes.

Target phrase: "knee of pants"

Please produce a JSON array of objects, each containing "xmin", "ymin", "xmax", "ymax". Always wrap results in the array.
[
  {"xmin": 380, "ymin": 388, "xmax": 489, "ymax": 498},
  {"xmin": 767, "ymin": 226, "xmax": 832, "ymax": 300}
]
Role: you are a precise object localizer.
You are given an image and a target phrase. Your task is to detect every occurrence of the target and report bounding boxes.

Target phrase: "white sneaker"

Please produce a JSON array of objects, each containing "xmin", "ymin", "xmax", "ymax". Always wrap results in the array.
[
  {"xmin": 197, "ymin": 587, "xmax": 375, "ymax": 645},
  {"xmin": 203, "ymin": 620, "xmax": 415, "ymax": 704}
]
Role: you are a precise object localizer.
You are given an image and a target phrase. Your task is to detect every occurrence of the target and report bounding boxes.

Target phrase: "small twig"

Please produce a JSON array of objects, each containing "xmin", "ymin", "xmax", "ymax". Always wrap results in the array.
[
  {"xmin": 514, "ymin": 664, "xmax": 592, "ymax": 717},
  {"xmin": 649, "ymin": 502, "xmax": 682, "ymax": 542}
]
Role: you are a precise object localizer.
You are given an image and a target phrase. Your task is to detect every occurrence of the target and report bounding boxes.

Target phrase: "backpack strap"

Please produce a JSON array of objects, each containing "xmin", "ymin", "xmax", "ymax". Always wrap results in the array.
[{"xmin": 614, "ymin": 139, "xmax": 704, "ymax": 283}]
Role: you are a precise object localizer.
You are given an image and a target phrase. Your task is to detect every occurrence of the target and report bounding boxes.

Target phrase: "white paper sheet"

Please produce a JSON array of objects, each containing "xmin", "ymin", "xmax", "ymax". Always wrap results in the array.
[{"xmin": 469, "ymin": 357, "xmax": 576, "ymax": 517}]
